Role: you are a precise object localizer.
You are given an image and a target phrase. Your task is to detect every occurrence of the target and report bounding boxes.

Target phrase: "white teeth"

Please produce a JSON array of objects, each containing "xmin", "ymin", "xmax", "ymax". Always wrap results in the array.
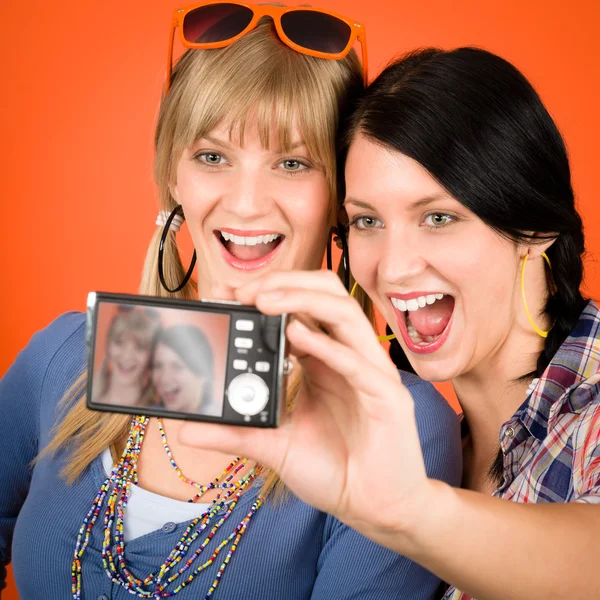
[
  {"xmin": 220, "ymin": 231, "xmax": 281, "ymax": 245},
  {"xmin": 391, "ymin": 293, "xmax": 447, "ymax": 313},
  {"xmin": 395, "ymin": 299, "xmax": 407, "ymax": 312},
  {"xmin": 406, "ymin": 298, "xmax": 419, "ymax": 312}
]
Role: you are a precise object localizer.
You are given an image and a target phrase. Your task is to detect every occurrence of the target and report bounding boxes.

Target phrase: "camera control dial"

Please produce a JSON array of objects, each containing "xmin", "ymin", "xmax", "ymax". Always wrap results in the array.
[{"xmin": 227, "ymin": 373, "xmax": 270, "ymax": 416}]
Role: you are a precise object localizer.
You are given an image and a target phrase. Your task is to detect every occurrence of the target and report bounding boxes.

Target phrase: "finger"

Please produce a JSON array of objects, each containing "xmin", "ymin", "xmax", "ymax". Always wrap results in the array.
[
  {"xmin": 178, "ymin": 420, "xmax": 290, "ymax": 472},
  {"xmin": 287, "ymin": 319, "xmax": 411, "ymax": 414},
  {"xmin": 235, "ymin": 269, "xmax": 347, "ymax": 306},
  {"xmin": 206, "ymin": 282, "xmax": 237, "ymax": 302},
  {"xmin": 256, "ymin": 288, "xmax": 394, "ymax": 373}
]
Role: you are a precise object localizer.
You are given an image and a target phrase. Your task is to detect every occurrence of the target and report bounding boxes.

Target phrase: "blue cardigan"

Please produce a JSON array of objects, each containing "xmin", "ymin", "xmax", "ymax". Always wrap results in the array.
[{"xmin": 0, "ymin": 312, "xmax": 462, "ymax": 599}]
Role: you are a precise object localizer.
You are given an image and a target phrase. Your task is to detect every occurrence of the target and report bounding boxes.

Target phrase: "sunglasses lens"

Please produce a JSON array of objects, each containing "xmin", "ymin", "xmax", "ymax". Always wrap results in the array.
[
  {"xmin": 281, "ymin": 10, "xmax": 352, "ymax": 54},
  {"xmin": 183, "ymin": 4, "xmax": 253, "ymax": 44}
]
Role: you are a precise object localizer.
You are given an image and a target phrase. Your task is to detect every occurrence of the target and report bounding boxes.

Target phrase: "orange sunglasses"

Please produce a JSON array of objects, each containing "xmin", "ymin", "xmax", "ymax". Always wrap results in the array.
[{"xmin": 166, "ymin": 1, "xmax": 368, "ymax": 91}]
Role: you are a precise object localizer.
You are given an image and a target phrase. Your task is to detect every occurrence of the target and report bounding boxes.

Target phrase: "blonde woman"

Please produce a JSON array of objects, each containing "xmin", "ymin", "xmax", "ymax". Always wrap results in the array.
[
  {"xmin": 92, "ymin": 306, "xmax": 161, "ymax": 408},
  {"xmin": 0, "ymin": 5, "xmax": 460, "ymax": 599}
]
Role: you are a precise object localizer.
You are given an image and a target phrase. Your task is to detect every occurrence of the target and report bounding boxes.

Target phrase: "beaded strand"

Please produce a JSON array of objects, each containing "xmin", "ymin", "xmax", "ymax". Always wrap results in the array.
[
  {"xmin": 157, "ymin": 417, "xmax": 248, "ymax": 502},
  {"xmin": 71, "ymin": 416, "xmax": 263, "ymax": 599}
]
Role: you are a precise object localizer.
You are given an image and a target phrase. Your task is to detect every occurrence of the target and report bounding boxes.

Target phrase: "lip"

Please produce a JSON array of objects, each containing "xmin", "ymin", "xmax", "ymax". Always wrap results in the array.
[
  {"xmin": 390, "ymin": 300, "xmax": 454, "ymax": 355},
  {"xmin": 214, "ymin": 232, "xmax": 284, "ymax": 272},
  {"xmin": 218, "ymin": 227, "xmax": 282, "ymax": 236},
  {"xmin": 388, "ymin": 291, "xmax": 448, "ymax": 301}
]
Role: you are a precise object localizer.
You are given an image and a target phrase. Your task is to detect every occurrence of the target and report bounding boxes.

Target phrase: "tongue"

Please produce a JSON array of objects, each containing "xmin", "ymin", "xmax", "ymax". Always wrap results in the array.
[
  {"xmin": 408, "ymin": 296, "xmax": 454, "ymax": 336},
  {"xmin": 225, "ymin": 240, "xmax": 279, "ymax": 261}
]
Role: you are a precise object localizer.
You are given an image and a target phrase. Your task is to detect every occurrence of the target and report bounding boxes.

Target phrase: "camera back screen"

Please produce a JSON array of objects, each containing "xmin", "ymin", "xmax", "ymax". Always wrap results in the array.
[{"xmin": 91, "ymin": 302, "xmax": 230, "ymax": 417}]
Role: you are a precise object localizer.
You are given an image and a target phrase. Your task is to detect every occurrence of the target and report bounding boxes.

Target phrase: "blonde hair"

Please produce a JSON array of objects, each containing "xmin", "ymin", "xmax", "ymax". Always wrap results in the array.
[{"xmin": 45, "ymin": 19, "xmax": 364, "ymax": 497}]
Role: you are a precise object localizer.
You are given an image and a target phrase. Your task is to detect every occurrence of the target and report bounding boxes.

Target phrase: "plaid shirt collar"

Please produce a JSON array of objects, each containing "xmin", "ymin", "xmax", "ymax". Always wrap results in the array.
[{"xmin": 514, "ymin": 300, "xmax": 600, "ymax": 443}]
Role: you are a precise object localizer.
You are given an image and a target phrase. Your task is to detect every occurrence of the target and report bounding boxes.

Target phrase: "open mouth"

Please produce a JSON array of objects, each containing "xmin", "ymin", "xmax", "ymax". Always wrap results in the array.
[
  {"xmin": 160, "ymin": 384, "xmax": 181, "ymax": 406},
  {"xmin": 115, "ymin": 362, "xmax": 138, "ymax": 375},
  {"xmin": 390, "ymin": 293, "xmax": 455, "ymax": 354},
  {"xmin": 215, "ymin": 229, "xmax": 285, "ymax": 271}
]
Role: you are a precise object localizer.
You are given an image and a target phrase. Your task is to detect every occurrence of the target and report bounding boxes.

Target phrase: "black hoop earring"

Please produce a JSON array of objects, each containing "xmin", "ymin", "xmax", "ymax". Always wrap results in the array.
[
  {"xmin": 158, "ymin": 205, "xmax": 197, "ymax": 293},
  {"xmin": 326, "ymin": 224, "xmax": 351, "ymax": 292}
]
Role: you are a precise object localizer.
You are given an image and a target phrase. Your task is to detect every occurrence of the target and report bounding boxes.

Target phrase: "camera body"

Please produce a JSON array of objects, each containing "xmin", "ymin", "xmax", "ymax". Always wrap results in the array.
[{"xmin": 85, "ymin": 292, "xmax": 289, "ymax": 427}]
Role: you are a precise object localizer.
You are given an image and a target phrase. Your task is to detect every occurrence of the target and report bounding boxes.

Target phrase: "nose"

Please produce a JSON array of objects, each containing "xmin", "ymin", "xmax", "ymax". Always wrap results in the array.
[
  {"xmin": 377, "ymin": 227, "xmax": 427, "ymax": 285},
  {"xmin": 220, "ymin": 168, "xmax": 272, "ymax": 221},
  {"xmin": 122, "ymin": 341, "xmax": 136, "ymax": 357}
]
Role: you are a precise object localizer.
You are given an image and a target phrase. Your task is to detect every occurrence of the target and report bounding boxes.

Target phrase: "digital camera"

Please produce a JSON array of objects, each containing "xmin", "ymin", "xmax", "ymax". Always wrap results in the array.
[{"xmin": 85, "ymin": 292, "xmax": 290, "ymax": 427}]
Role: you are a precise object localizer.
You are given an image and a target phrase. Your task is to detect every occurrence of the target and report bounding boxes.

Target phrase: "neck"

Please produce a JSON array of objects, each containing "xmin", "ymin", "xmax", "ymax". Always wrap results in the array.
[
  {"xmin": 454, "ymin": 324, "xmax": 544, "ymax": 469},
  {"xmin": 455, "ymin": 253, "xmax": 552, "ymax": 457}
]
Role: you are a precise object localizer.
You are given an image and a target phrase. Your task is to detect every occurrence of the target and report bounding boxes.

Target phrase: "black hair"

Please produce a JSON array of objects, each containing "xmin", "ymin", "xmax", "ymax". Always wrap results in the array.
[
  {"xmin": 153, "ymin": 324, "xmax": 214, "ymax": 405},
  {"xmin": 343, "ymin": 47, "xmax": 587, "ymax": 379}
]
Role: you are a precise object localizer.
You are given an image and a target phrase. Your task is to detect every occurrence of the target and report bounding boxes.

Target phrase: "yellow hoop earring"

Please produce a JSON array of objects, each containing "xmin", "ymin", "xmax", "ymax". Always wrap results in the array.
[
  {"xmin": 350, "ymin": 281, "xmax": 397, "ymax": 342},
  {"xmin": 521, "ymin": 252, "xmax": 553, "ymax": 338}
]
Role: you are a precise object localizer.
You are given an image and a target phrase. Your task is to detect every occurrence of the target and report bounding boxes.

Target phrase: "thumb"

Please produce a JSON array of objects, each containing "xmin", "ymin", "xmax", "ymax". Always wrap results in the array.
[
  {"xmin": 178, "ymin": 421, "xmax": 287, "ymax": 470},
  {"xmin": 206, "ymin": 282, "xmax": 237, "ymax": 302}
]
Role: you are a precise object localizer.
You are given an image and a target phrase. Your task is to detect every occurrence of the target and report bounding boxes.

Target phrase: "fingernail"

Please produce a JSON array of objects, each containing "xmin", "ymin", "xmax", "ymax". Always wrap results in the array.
[{"xmin": 291, "ymin": 319, "xmax": 308, "ymax": 332}]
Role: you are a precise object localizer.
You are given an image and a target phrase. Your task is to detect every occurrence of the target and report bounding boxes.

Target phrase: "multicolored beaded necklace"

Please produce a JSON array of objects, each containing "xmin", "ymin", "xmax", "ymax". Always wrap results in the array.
[{"xmin": 72, "ymin": 415, "xmax": 263, "ymax": 599}]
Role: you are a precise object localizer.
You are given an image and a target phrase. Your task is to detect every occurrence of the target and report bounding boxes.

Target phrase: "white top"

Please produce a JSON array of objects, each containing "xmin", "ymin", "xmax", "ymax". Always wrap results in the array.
[{"xmin": 101, "ymin": 448, "xmax": 211, "ymax": 542}]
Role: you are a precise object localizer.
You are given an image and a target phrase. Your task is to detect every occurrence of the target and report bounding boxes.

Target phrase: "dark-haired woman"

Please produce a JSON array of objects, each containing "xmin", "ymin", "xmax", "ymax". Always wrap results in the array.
[{"xmin": 181, "ymin": 46, "xmax": 600, "ymax": 599}]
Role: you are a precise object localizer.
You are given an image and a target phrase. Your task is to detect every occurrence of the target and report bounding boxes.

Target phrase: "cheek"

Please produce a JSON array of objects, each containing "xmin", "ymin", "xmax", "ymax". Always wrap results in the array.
[
  {"xmin": 136, "ymin": 350, "xmax": 150, "ymax": 366},
  {"xmin": 287, "ymin": 181, "xmax": 330, "ymax": 229},
  {"xmin": 174, "ymin": 168, "xmax": 221, "ymax": 234},
  {"xmin": 282, "ymin": 180, "xmax": 331, "ymax": 262},
  {"xmin": 348, "ymin": 236, "xmax": 380, "ymax": 288}
]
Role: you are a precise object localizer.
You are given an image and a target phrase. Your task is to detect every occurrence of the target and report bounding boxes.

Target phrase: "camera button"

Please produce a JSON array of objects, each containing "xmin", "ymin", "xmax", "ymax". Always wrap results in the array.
[
  {"xmin": 234, "ymin": 338, "xmax": 253, "ymax": 349},
  {"xmin": 255, "ymin": 361, "xmax": 270, "ymax": 373},
  {"xmin": 235, "ymin": 319, "xmax": 255, "ymax": 331},
  {"xmin": 227, "ymin": 373, "xmax": 269, "ymax": 416},
  {"xmin": 233, "ymin": 359, "xmax": 248, "ymax": 370}
]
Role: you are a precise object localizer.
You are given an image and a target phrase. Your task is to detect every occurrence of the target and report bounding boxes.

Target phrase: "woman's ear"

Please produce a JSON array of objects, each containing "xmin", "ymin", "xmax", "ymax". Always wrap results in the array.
[{"xmin": 169, "ymin": 181, "xmax": 180, "ymax": 204}]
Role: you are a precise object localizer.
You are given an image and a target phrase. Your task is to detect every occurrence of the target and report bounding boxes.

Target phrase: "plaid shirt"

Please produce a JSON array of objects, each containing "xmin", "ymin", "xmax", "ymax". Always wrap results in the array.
[{"xmin": 442, "ymin": 301, "xmax": 600, "ymax": 600}]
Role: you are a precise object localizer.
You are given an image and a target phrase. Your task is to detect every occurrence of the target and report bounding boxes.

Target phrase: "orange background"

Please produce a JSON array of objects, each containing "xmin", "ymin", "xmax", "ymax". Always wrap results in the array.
[{"xmin": 1, "ymin": 0, "xmax": 598, "ymax": 596}]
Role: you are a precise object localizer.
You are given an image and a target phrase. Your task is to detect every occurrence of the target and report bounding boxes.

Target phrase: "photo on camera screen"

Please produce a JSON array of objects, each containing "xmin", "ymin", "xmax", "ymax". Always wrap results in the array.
[{"xmin": 91, "ymin": 302, "xmax": 229, "ymax": 417}]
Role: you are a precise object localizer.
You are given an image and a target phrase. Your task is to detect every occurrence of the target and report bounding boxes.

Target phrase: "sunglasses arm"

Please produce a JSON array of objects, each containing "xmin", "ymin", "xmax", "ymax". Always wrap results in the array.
[
  {"xmin": 359, "ymin": 32, "xmax": 368, "ymax": 86},
  {"xmin": 165, "ymin": 21, "xmax": 178, "ymax": 94}
]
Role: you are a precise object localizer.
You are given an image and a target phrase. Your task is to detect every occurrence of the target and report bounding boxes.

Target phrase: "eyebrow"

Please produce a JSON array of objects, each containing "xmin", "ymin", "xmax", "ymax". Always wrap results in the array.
[
  {"xmin": 201, "ymin": 135, "xmax": 307, "ymax": 153},
  {"xmin": 344, "ymin": 193, "xmax": 451, "ymax": 211}
]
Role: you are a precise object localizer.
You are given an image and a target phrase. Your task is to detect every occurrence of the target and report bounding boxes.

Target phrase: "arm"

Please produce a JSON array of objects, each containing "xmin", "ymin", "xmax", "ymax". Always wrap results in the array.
[
  {"xmin": 179, "ymin": 271, "xmax": 600, "ymax": 600},
  {"xmin": 0, "ymin": 313, "xmax": 84, "ymax": 589},
  {"xmin": 395, "ymin": 482, "xmax": 600, "ymax": 600},
  {"xmin": 389, "ymin": 402, "xmax": 600, "ymax": 600}
]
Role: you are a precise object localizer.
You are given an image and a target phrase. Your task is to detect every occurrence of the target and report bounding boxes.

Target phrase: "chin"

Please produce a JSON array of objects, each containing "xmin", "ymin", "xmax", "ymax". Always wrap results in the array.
[{"xmin": 401, "ymin": 351, "xmax": 463, "ymax": 383}]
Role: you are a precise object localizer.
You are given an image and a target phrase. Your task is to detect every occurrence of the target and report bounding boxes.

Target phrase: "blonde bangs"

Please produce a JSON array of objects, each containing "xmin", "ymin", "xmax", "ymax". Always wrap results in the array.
[
  {"xmin": 157, "ymin": 20, "xmax": 363, "ymax": 209},
  {"xmin": 110, "ymin": 313, "xmax": 158, "ymax": 350}
]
